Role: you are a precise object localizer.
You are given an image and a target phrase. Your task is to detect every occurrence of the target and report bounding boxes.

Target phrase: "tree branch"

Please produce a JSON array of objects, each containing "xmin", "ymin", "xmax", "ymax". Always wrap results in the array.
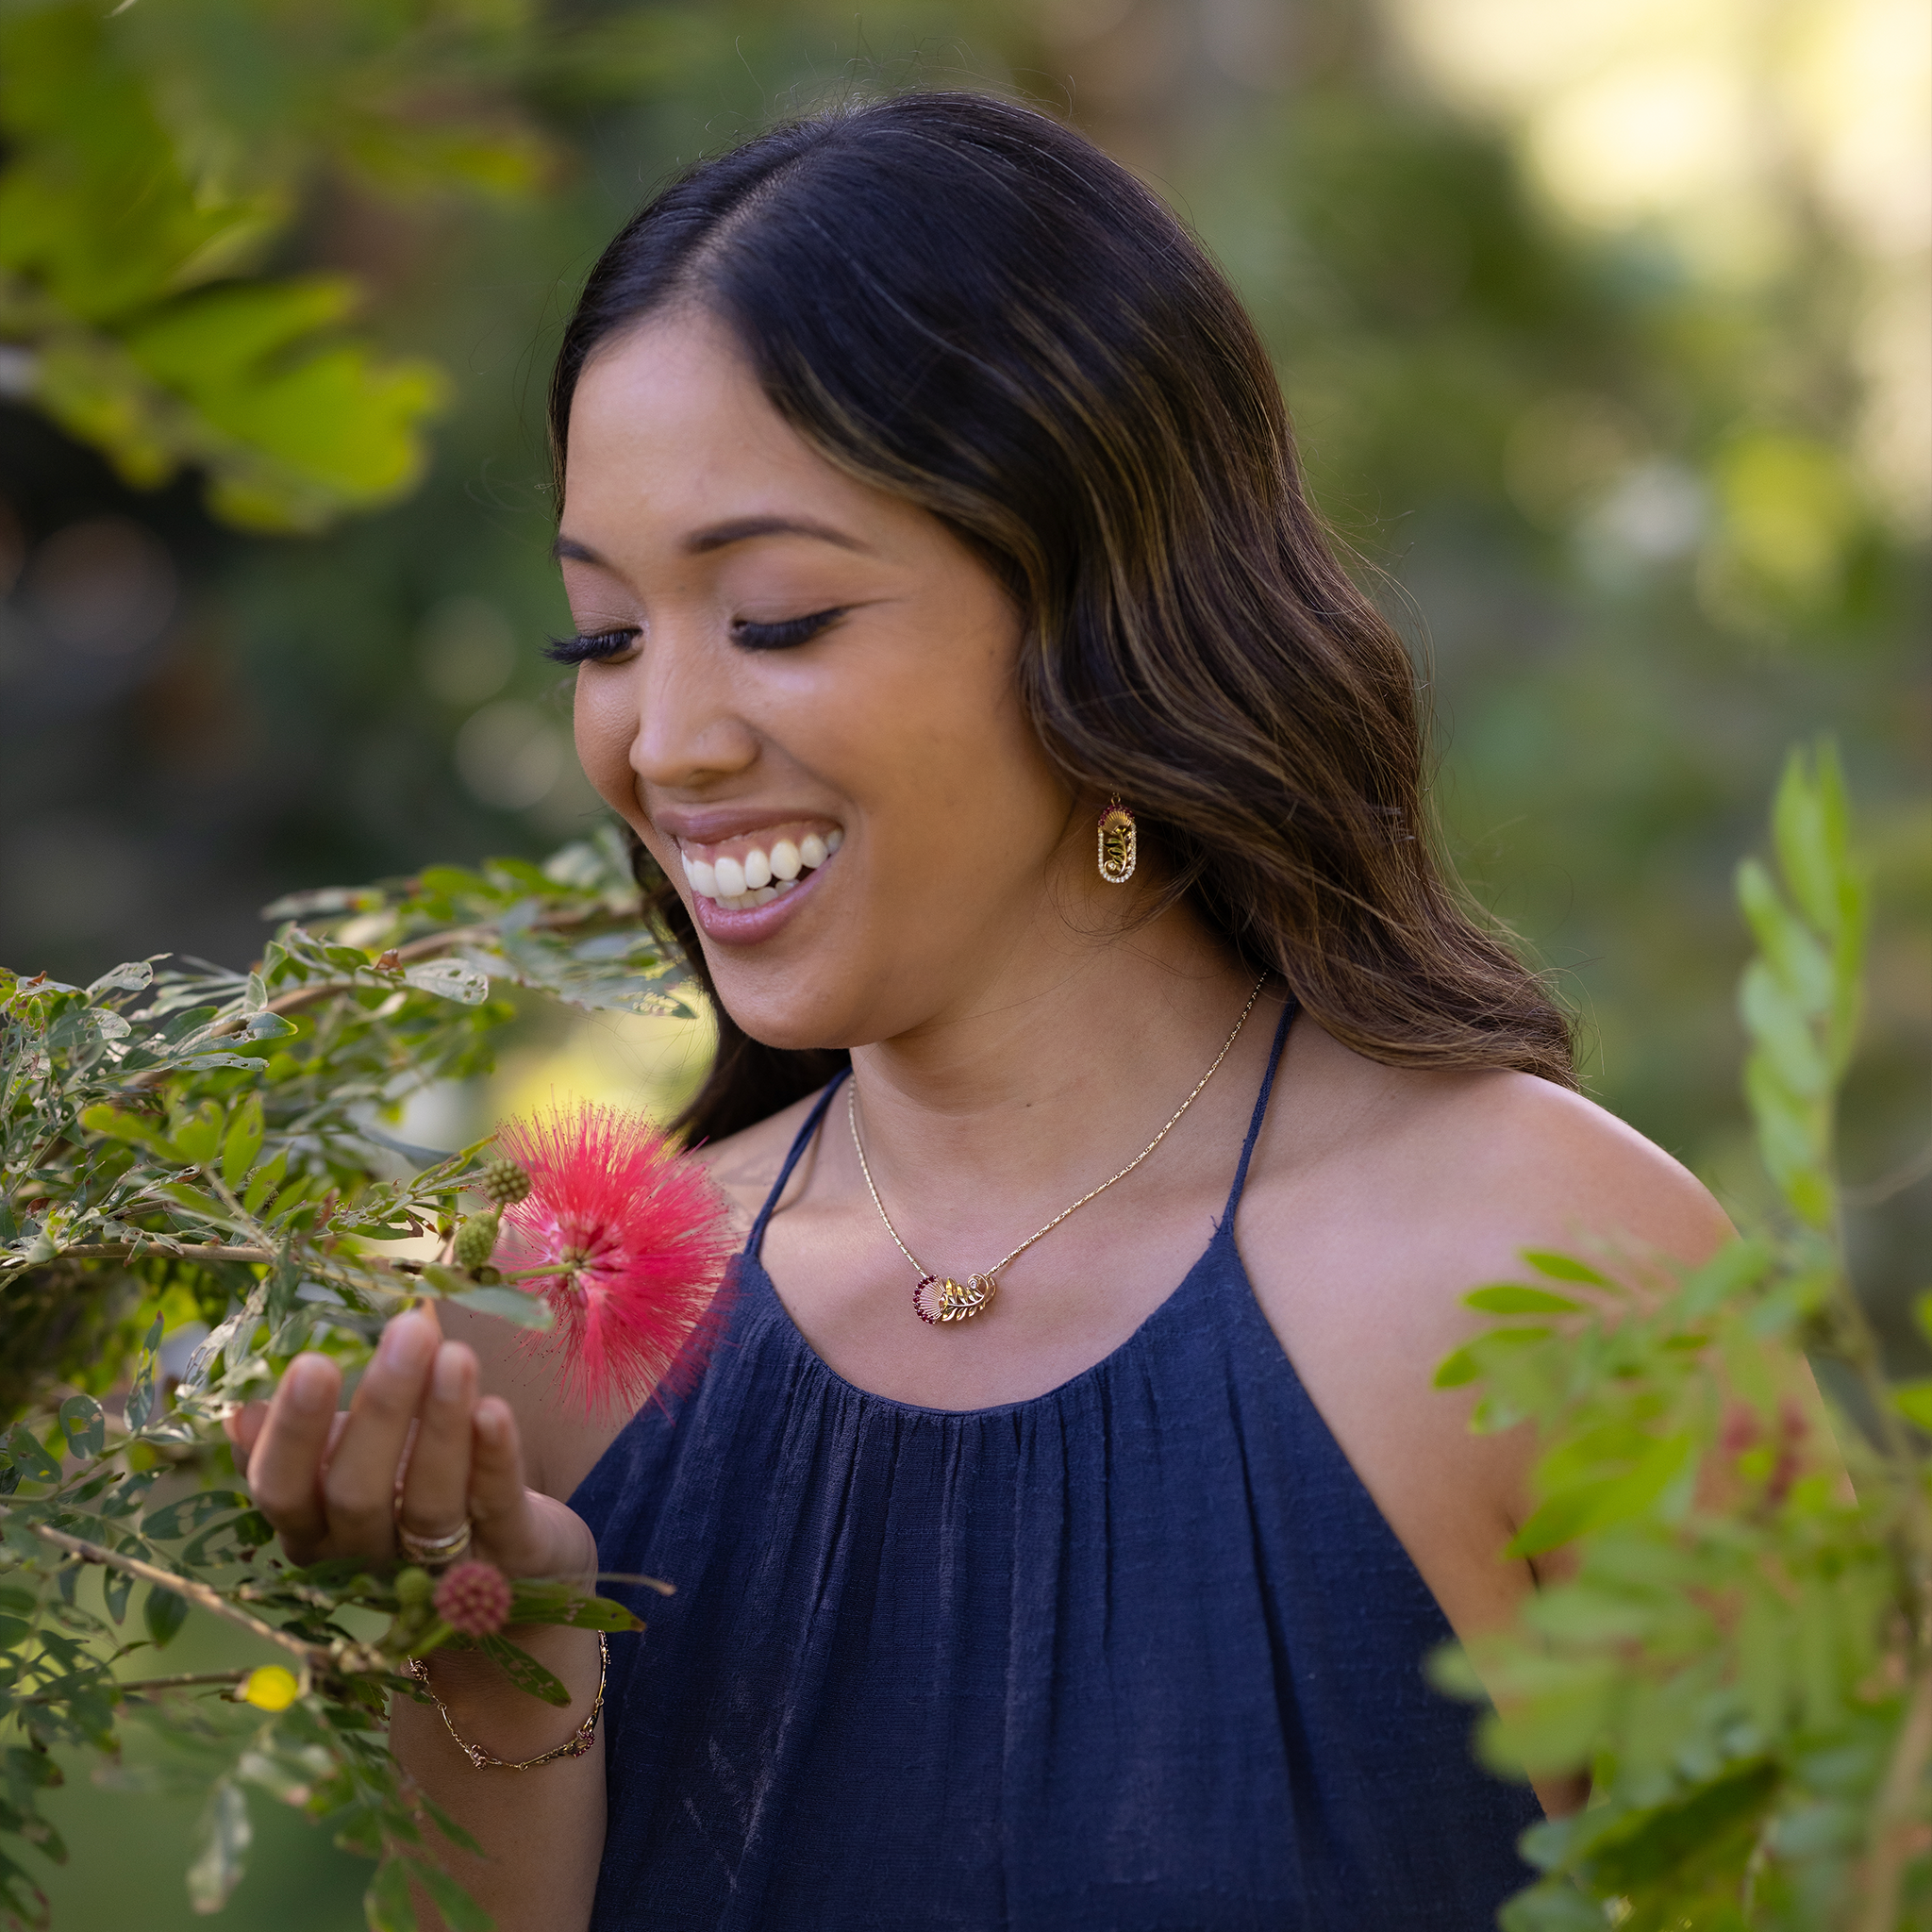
[{"xmin": 32, "ymin": 1524, "xmax": 325, "ymax": 1674}]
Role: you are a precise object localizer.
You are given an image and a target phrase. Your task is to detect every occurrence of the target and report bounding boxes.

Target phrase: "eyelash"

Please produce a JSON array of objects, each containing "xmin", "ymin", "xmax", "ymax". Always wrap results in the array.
[{"xmin": 543, "ymin": 608, "xmax": 845, "ymax": 664}]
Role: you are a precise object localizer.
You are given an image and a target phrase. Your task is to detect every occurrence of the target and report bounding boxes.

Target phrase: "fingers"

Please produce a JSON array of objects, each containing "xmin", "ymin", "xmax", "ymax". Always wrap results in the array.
[
  {"xmin": 396, "ymin": 1341, "xmax": 478, "ymax": 1546},
  {"xmin": 225, "ymin": 1401, "xmax": 268, "ymax": 1475},
  {"xmin": 320, "ymin": 1307, "xmax": 440, "ymax": 1552},
  {"xmin": 464, "ymin": 1397, "xmax": 551, "ymax": 1575},
  {"xmin": 246, "ymin": 1355, "xmax": 343, "ymax": 1560}
]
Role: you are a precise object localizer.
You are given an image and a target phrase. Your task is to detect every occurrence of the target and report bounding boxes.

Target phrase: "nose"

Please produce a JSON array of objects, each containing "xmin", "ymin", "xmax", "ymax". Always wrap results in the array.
[{"xmin": 628, "ymin": 623, "xmax": 760, "ymax": 795}]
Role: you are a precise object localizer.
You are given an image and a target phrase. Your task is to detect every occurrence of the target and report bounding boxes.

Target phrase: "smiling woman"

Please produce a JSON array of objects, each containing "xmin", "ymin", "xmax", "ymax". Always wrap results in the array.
[{"xmin": 241, "ymin": 89, "xmax": 1734, "ymax": 1932}]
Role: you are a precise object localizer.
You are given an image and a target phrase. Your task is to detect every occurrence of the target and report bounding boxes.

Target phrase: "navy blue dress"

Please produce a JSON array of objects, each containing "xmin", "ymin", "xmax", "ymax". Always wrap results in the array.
[{"xmin": 572, "ymin": 1004, "xmax": 1541, "ymax": 1928}]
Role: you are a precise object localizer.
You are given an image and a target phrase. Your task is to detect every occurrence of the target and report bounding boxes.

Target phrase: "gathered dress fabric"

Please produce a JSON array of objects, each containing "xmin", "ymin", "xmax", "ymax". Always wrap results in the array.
[{"xmin": 572, "ymin": 1003, "xmax": 1541, "ymax": 1929}]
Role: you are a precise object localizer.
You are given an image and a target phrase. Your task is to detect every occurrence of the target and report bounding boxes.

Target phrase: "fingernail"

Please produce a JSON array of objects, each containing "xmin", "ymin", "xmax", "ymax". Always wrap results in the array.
[
  {"xmin": 377, "ymin": 1316, "xmax": 431, "ymax": 1372},
  {"xmin": 286, "ymin": 1358, "xmax": 330, "ymax": 1413},
  {"xmin": 432, "ymin": 1344, "xmax": 466, "ymax": 1402}
]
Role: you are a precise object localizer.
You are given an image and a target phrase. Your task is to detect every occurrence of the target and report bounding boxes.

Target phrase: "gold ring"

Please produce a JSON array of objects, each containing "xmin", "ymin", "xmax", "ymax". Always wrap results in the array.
[{"xmin": 396, "ymin": 1518, "xmax": 474, "ymax": 1567}]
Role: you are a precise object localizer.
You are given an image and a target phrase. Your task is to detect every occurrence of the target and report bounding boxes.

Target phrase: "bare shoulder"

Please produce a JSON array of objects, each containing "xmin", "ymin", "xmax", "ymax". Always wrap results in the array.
[
  {"xmin": 687, "ymin": 1088, "xmax": 826, "ymax": 1232},
  {"xmin": 445, "ymin": 1089, "xmax": 828, "ymax": 1503},
  {"xmin": 1235, "ymin": 1020, "xmax": 1734, "ymax": 1651},
  {"xmin": 1244, "ymin": 1019, "xmax": 1732, "ymax": 1318}
]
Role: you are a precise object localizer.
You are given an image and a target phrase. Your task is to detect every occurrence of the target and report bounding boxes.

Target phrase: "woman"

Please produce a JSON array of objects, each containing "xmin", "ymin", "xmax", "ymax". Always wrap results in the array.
[{"xmin": 237, "ymin": 92, "xmax": 1728, "ymax": 1929}]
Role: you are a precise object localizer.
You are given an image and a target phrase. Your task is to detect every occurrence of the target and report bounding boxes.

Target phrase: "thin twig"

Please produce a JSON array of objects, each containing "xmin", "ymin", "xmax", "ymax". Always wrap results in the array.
[
  {"xmin": 31, "ymin": 1524, "xmax": 322, "ymax": 1672},
  {"xmin": 1842, "ymin": 1137, "xmax": 1932, "ymax": 1209},
  {"xmin": 22, "ymin": 1670, "xmax": 247, "ymax": 1705},
  {"xmin": 54, "ymin": 1242, "xmax": 274, "ymax": 1263}
]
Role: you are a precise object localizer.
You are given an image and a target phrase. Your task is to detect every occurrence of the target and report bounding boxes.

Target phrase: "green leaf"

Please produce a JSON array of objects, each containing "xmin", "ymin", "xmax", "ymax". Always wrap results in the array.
[
  {"xmin": 142, "ymin": 1583, "xmax": 189, "ymax": 1648},
  {"xmin": 58, "ymin": 1396, "xmax": 104, "ymax": 1459},
  {"xmin": 1893, "ymin": 1380, "xmax": 1932, "ymax": 1430},
  {"xmin": 1739, "ymin": 961, "xmax": 1829, "ymax": 1099},
  {"xmin": 1736, "ymin": 858, "xmax": 1832, "ymax": 1009},
  {"xmin": 478, "ymin": 1634, "xmax": 571, "ymax": 1707},
  {"xmin": 76, "ymin": 1103, "xmax": 175, "ymax": 1156},
  {"xmin": 142, "ymin": 1491, "xmax": 250, "ymax": 1541},
  {"xmin": 405, "ymin": 1858, "xmax": 491, "ymax": 1932},
  {"xmin": 415, "ymin": 1792, "xmax": 486, "ymax": 1860},
  {"xmin": 1520, "ymin": 1251, "xmax": 1611, "ymax": 1287},
  {"xmin": 221, "ymin": 1091, "xmax": 266, "ymax": 1189},
  {"xmin": 1433, "ymin": 1324, "xmax": 1553, "ymax": 1390},
  {"xmin": 169, "ymin": 1099, "xmax": 225, "ymax": 1168},
  {"xmin": 1772, "ymin": 743, "xmax": 1844, "ymax": 940},
  {"xmin": 4, "ymin": 1426, "xmax": 62, "ymax": 1486},
  {"xmin": 242, "ymin": 1150, "xmax": 290, "ymax": 1215},
  {"xmin": 1508, "ymin": 1432, "xmax": 1697, "ymax": 1557},
  {"xmin": 186, "ymin": 1780, "xmax": 251, "ymax": 1914},
  {"xmin": 1465, "ymin": 1285, "xmax": 1585, "ymax": 1315},
  {"xmin": 1679, "ymin": 1236, "xmax": 1774, "ymax": 1316},
  {"xmin": 1580, "ymin": 1757, "xmax": 1778, "ymax": 1894},
  {"xmin": 447, "ymin": 1286, "xmax": 554, "ymax": 1331},
  {"xmin": 364, "ymin": 1856, "xmax": 418, "ymax": 1932}
]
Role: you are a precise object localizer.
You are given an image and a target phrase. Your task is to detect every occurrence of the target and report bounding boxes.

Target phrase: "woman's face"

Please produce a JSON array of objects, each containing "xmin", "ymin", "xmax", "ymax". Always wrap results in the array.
[{"xmin": 559, "ymin": 306, "xmax": 1085, "ymax": 1051}]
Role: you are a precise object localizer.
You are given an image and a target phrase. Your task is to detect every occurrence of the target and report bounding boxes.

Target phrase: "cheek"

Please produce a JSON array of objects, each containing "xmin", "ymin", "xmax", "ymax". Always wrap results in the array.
[{"xmin": 573, "ymin": 675, "xmax": 640, "ymax": 812}]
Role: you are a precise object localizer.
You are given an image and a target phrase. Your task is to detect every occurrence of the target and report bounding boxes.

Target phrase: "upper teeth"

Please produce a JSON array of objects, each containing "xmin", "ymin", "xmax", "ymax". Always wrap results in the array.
[{"xmin": 682, "ymin": 828, "xmax": 841, "ymax": 909}]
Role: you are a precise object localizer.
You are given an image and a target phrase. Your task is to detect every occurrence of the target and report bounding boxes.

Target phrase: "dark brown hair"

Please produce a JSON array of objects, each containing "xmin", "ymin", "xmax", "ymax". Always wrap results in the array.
[{"xmin": 552, "ymin": 91, "xmax": 1575, "ymax": 1143}]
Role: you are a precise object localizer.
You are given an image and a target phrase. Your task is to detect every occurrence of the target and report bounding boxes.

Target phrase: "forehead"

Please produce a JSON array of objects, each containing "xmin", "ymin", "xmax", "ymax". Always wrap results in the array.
[{"xmin": 563, "ymin": 308, "xmax": 842, "ymax": 525}]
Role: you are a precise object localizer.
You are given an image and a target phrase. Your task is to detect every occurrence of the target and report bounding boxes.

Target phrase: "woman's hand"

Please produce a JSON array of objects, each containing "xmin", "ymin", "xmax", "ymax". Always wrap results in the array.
[{"xmin": 227, "ymin": 1302, "xmax": 594, "ymax": 1585}]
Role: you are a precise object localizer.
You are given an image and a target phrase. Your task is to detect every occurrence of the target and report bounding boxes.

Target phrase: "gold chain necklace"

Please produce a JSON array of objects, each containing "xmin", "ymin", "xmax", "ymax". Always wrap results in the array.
[{"xmin": 848, "ymin": 974, "xmax": 1270, "ymax": 1326}]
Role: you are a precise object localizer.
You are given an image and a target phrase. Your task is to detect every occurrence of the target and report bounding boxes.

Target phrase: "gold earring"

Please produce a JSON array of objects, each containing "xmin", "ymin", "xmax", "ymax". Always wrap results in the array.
[{"xmin": 1097, "ymin": 797, "xmax": 1137, "ymax": 884}]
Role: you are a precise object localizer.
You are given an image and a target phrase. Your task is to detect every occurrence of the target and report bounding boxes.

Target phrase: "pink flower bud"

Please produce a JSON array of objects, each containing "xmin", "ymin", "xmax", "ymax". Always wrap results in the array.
[{"xmin": 433, "ymin": 1560, "xmax": 514, "ymax": 1638}]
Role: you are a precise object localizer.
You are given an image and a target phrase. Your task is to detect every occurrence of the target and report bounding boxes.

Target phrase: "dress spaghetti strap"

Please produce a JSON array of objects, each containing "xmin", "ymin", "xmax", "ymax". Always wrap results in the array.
[{"xmin": 745, "ymin": 1071, "xmax": 851, "ymax": 1260}]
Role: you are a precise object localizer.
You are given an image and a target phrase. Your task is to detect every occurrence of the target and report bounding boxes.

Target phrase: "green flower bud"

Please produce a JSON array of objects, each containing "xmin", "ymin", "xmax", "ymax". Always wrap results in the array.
[
  {"xmin": 477, "ymin": 1157, "xmax": 532, "ymax": 1207},
  {"xmin": 453, "ymin": 1212, "xmax": 500, "ymax": 1271}
]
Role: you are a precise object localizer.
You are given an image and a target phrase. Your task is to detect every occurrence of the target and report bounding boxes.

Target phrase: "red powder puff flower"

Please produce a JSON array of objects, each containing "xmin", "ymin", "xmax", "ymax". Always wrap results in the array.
[
  {"xmin": 434, "ymin": 1560, "xmax": 514, "ymax": 1638},
  {"xmin": 493, "ymin": 1102, "xmax": 737, "ymax": 1417}
]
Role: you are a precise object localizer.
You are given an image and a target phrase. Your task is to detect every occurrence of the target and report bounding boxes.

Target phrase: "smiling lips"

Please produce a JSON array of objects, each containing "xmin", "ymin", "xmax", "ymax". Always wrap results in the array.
[{"xmin": 677, "ymin": 825, "xmax": 843, "ymax": 910}]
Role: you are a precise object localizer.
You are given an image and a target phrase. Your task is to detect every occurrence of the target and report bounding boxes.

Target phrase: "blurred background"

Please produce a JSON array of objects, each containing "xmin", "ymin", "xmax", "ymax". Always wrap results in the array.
[{"xmin": 0, "ymin": 1, "xmax": 1925, "ymax": 1920}]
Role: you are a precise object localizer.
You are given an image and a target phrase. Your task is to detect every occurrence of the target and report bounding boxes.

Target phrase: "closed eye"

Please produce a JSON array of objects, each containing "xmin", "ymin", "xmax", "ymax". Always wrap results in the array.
[
  {"xmin": 545, "ymin": 627, "xmax": 639, "ymax": 664},
  {"xmin": 733, "ymin": 608, "xmax": 845, "ymax": 652}
]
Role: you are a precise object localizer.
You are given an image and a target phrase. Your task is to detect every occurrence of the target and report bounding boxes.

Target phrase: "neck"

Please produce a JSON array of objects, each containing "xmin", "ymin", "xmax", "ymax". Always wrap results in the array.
[{"xmin": 843, "ymin": 902, "xmax": 1263, "ymax": 1214}]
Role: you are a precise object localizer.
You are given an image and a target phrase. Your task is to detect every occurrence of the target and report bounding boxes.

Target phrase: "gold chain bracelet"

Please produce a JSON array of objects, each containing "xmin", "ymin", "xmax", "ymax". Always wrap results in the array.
[{"xmin": 405, "ymin": 1631, "xmax": 608, "ymax": 1771}]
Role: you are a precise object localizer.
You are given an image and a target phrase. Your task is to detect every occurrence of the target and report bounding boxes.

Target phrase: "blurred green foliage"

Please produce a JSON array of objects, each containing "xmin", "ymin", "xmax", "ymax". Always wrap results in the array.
[{"xmin": 1435, "ymin": 747, "xmax": 1928, "ymax": 1927}]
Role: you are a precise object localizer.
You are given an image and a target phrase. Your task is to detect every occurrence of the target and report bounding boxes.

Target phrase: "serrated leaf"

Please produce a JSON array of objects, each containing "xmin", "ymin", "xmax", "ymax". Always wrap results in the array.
[
  {"xmin": 1465, "ymin": 1285, "xmax": 1585, "ymax": 1315},
  {"xmin": 186, "ymin": 1780, "xmax": 251, "ymax": 1913}
]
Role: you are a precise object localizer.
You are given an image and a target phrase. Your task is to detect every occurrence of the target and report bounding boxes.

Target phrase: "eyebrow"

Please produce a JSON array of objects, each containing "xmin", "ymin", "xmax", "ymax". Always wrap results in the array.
[{"xmin": 552, "ymin": 516, "xmax": 871, "ymax": 566}]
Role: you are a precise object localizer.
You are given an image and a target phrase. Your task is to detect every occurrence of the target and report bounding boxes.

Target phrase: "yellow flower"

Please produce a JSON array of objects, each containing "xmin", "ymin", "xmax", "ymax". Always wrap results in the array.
[{"xmin": 240, "ymin": 1666, "xmax": 299, "ymax": 1711}]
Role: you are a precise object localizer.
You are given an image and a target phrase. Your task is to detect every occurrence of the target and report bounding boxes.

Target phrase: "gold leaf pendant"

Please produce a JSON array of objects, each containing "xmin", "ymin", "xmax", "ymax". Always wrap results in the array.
[
  {"xmin": 1098, "ymin": 805, "xmax": 1137, "ymax": 885},
  {"xmin": 913, "ymin": 1273, "xmax": 998, "ymax": 1325}
]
